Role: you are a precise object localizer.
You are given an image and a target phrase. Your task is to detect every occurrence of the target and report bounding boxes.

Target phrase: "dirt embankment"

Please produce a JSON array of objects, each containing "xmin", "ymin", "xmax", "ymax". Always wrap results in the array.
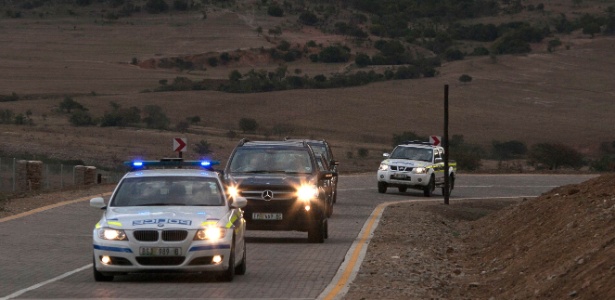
[{"xmin": 345, "ymin": 173, "xmax": 615, "ymax": 299}]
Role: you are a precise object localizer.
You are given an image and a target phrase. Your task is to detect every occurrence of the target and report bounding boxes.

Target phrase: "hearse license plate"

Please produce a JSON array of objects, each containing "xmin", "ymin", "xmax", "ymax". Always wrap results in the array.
[
  {"xmin": 139, "ymin": 247, "xmax": 182, "ymax": 256},
  {"xmin": 252, "ymin": 213, "xmax": 283, "ymax": 220}
]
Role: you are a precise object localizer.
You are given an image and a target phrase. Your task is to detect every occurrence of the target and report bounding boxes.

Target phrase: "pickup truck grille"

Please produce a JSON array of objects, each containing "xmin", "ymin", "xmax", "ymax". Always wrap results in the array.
[{"xmin": 391, "ymin": 166, "xmax": 413, "ymax": 171}]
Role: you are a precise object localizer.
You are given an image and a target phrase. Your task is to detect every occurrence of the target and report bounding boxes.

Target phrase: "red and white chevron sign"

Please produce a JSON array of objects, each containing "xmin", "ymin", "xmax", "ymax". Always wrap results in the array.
[
  {"xmin": 173, "ymin": 138, "xmax": 187, "ymax": 152},
  {"xmin": 429, "ymin": 135, "xmax": 441, "ymax": 146}
]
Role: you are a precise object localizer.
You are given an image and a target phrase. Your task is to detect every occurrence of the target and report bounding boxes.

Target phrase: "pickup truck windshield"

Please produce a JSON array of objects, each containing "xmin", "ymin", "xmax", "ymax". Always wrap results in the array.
[{"xmin": 390, "ymin": 147, "xmax": 433, "ymax": 162}]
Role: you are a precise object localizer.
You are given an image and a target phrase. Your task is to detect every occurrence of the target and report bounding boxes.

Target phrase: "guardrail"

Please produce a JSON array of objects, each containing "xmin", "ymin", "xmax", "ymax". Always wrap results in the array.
[{"xmin": 0, "ymin": 157, "xmax": 123, "ymax": 195}]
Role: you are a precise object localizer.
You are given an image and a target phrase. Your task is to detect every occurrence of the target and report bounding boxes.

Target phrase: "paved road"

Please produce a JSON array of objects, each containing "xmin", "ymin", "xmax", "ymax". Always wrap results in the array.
[{"xmin": 0, "ymin": 173, "xmax": 596, "ymax": 299}]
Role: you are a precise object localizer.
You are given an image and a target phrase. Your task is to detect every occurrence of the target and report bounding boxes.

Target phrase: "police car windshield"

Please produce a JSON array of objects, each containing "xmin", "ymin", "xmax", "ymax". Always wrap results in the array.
[
  {"xmin": 230, "ymin": 148, "xmax": 313, "ymax": 174},
  {"xmin": 111, "ymin": 177, "xmax": 225, "ymax": 207},
  {"xmin": 390, "ymin": 147, "xmax": 433, "ymax": 162}
]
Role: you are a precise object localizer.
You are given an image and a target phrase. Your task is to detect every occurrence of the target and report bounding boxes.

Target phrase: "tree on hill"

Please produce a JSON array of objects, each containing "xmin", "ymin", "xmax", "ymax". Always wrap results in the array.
[
  {"xmin": 528, "ymin": 143, "xmax": 584, "ymax": 170},
  {"xmin": 318, "ymin": 45, "xmax": 350, "ymax": 63},
  {"xmin": 59, "ymin": 97, "xmax": 86, "ymax": 113},
  {"xmin": 145, "ymin": 0, "xmax": 169, "ymax": 14},
  {"xmin": 142, "ymin": 105, "xmax": 170, "ymax": 130},
  {"xmin": 459, "ymin": 74, "xmax": 472, "ymax": 83}
]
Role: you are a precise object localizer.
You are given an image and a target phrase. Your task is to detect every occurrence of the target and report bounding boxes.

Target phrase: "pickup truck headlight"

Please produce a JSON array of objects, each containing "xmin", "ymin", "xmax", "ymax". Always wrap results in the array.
[
  {"xmin": 98, "ymin": 228, "xmax": 128, "ymax": 241},
  {"xmin": 414, "ymin": 167, "xmax": 427, "ymax": 174},
  {"xmin": 378, "ymin": 163, "xmax": 389, "ymax": 171}
]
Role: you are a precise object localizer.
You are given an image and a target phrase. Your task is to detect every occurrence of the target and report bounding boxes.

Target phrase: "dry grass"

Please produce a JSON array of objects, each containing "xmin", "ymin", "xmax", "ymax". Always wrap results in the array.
[{"xmin": 1, "ymin": 3, "xmax": 614, "ymax": 172}]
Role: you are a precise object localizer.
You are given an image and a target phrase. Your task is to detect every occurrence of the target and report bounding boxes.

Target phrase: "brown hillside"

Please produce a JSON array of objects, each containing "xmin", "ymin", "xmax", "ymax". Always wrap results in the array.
[
  {"xmin": 458, "ymin": 173, "xmax": 615, "ymax": 298},
  {"xmin": 0, "ymin": 3, "xmax": 614, "ymax": 173}
]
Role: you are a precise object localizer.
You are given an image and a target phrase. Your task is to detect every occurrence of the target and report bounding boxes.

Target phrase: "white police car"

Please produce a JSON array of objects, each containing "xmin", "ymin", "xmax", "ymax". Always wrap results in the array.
[
  {"xmin": 90, "ymin": 158, "xmax": 247, "ymax": 281},
  {"xmin": 377, "ymin": 141, "xmax": 456, "ymax": 197}
]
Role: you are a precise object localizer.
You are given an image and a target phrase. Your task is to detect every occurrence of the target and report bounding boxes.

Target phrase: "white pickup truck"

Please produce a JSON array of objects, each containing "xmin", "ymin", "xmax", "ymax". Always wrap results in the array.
[{"xmin": 376, "ymin": 141, "xmax": 456, "ymax": 197}]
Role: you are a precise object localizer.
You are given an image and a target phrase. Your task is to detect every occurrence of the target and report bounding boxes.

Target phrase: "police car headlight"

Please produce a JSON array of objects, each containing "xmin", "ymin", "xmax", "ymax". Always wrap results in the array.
[
  {"xmin": 195, "ymin": 227, "xmax": 226, "ymax": 241},
  {"xmin": 378, "ymin": 163, "xmax": 389, "ymax": 171},
  {"xmin": 297, "ymin": 185, "xmax": 318, "ymax": 201},
  {"xmin": 99, "ymin": 228, "xmax": 128, "ymax": 241},
  {"xmin": 414, "ymin": 167, "xmax": 427, "ymax": 174}
]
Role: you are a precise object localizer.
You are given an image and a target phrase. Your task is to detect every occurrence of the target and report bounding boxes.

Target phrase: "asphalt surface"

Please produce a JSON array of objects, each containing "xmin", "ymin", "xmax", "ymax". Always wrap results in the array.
[{"xmin": 0, "ymin": 173, "xmax": 596, "ymax": 300}]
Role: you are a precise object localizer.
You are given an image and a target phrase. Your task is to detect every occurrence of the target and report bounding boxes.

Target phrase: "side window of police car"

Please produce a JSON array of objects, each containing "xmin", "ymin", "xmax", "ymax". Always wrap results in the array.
[{"xmin": 434, "ymin": 149, "xmax": 441, "ymax": 162}]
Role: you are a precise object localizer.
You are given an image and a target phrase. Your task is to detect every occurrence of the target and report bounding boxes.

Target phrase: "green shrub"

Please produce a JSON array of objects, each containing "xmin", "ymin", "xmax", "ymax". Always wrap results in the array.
[
  {"xmin": 528, "ymin": 143, "xmax": 584, "ymax": 170},
  {"xmin": 69, "ymin": 110, "xmax": 96, "ymax": 126},
  {"xmin": 175, "ymin": 120, "xmax": 190, "ymax": 133},
  {"xmin": 0, "ymin": 92, "xmax": 19, "ymax": 102},
  {"xmin": 590, "ymin": 155, "xmax": 615, "ymax": 172},
  {"xmin": 491, "ymin": 140, "xmax": 527, "ymax": 160},
  {"xmin": 239, "ymin": 117, "xmax": 258, "ymax": 133},
  {"xmin": 459, "ymin": 74, "xmax": 473, "ymax": 83},
  {"xmin": 318, "ymin": 45, "xmax": 350, "ymax": 63},
  {"xmin": 142, "ymin": 105, "xmax": 169, "ymax": 130},
  {"xmin": 0, "ymin": 109, "xmax": 14, "ymax": 124},
  {"xmin": 357, "ymin": 148, "xmax": 369, "ymax": 158},
  {"xmin": 267, "ymin": 4, "xmax": 284, "ymax": 17},
  {"xmin": 299, "ymin": 11, "xmax": 318, "ymax": 25},
  {"xmin": 145, "ymin": 0, "xmax": 169, "ymax": 14},
  {"xmin": 355, "ymin": 53, "xmax": 371, "ymax": 67},
  {"xmin": 59, "ymin": 96, "xmax": 87, "ymax": 113},
  {"xmin": 193, "ymin": 140, "xmax": 213, "ymax": 156},
  {"xmin": 207, "ymin": 57, "xmax": 219, "ymax": 67}
]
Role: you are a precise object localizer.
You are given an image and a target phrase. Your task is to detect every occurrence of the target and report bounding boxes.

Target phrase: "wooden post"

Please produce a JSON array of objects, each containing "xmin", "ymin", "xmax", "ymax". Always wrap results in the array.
[{"xmin": 444, "ymin": 84, "xmax": 450, "ymax": 205}]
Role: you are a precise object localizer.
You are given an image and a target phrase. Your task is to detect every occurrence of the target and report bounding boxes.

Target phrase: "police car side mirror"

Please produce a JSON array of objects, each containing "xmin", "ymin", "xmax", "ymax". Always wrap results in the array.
[
  {"xmin": 90, "ymin": 197, "xmax": 106, "ymax": 209},
  {"xmin": 435, "ymin": 157, "xmax": 443, "ymax": 163},
  {"xmin": 383, "ymin": 153, "xmax": 390, "ymax": 157},
  {"xmin": 231, "ymin": 196, "xmax": 247, "ymax": 209}
]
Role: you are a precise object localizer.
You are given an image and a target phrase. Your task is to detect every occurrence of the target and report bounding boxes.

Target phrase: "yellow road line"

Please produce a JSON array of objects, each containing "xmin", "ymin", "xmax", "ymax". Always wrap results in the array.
[
  {"xmin": 321, "ymin": 202, "xmax": 386, "ymax": 300},
  {"xmin": 0, "ymin": 192, "xmax": 112, "ymax": 224}
]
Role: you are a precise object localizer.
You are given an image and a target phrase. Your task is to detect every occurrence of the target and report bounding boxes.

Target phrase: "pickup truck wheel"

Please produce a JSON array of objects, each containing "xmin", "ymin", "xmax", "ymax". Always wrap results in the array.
[
  {"xmin": 377, "ymin": 182, "xmax": 387, "ymax": 193},
  {"xmin": 442, "ymin": 175, "xmax": 455, "ymax": 196},
  {"xmin": 423, "ymin": 177, "xmax": 435, "ymax": 197},
  {"xmin": 398, "ymin": 186, "xmax": 407, "ymax": 193}
]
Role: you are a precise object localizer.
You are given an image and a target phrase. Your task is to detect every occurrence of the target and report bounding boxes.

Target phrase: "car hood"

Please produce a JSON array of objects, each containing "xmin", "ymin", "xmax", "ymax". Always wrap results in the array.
[
  {"xmin": 228, "ymin": 173, "xmax": 314, "ymax": 187},
  {"xmin": 381, "ymin": 159, "xmax": 430, "ymax": 168},
  {"xmin": 99, "ymin": 206, "xmax": 230, "ymax": 230}
]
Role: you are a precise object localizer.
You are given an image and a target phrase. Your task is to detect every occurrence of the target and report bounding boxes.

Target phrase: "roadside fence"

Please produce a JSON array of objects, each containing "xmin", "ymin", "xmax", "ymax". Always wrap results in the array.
[{"xmin": 0, "ymin": 157, "xmax": 124, "ymax": 195}]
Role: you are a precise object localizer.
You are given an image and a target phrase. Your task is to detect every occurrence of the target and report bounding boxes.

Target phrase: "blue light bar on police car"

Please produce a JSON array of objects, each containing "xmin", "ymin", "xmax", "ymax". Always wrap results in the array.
[{"xmin": 123, "ymin": 158, "xmax": 219, "ymax": 170}]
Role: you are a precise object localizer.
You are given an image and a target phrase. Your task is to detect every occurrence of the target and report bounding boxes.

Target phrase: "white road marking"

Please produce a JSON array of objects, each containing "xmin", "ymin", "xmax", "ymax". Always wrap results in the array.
[
  {"xmin": 339, "ymin": 185, "xmax": 558, "ymax": 191},
  {"xmin": 0, "ymin": 264, "xmax": 91, "ymax": 300}
]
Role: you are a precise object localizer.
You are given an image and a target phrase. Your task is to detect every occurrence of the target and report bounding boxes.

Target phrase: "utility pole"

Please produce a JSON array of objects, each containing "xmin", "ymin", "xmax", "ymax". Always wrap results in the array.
[{"xmin": 444, "ymin": 84, "xmax": 450, "ymax": 205}]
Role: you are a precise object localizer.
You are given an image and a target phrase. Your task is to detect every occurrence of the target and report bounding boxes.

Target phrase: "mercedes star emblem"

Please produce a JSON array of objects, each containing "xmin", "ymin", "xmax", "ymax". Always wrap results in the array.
[{"xmin": 261, "ymin": 190, "xmax": 274, "ymax": 201}]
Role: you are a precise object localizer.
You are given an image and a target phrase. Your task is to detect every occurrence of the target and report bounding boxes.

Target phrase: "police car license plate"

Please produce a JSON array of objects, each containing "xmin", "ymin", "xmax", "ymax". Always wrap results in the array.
[
  {"xmin": 253, "ymin": 213, "xmax": 283, "ymax": 220},
  {"xmin": 393, "ymin": 173, "xmax": 407, "ymax": 179},
  {"xmin": 139, "ymin": 247, "xmax": 182, "ymax": 256}
]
